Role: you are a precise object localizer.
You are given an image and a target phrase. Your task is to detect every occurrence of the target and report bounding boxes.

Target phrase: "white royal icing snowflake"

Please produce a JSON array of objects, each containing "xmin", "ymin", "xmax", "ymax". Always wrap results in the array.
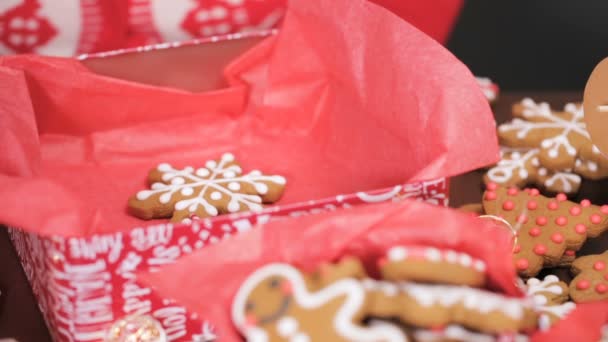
[{"xmin": 135, "ymin": 153, "xmax": 286, "ymax": 222}]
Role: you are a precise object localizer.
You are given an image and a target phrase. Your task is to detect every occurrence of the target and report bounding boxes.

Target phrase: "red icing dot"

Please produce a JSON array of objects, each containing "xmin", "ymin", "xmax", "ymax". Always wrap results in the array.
[
  {"xmin": 528, "ymin": 227, "xmax": 541, "ymax": 237},
  {"xmin": 581, "ymin": 199, "xmax": 592, "ymax": 207},
  {"xmin": 602, "ymin": 205, "xmax": 608, "ymax": 214},
  {"xmin": 533, "ymin": 244, "xmax": 547, "ymax": 255},
  {"xmin": 565, "ymin": 250, "xmax": 576, "ymax": 256},
  {"xmin": 575, "ymin": 224, "xmax": 587, "ymax": 234},
  {"xmin": 591, "ymin": 214, "xmax": 602, "ymax": 224},
  {"xmin": 547, "ymin": 201, "xmax": 559, "ymax": 210},
  {"xmin": 516, "ymin": 214, "xmax": 528, "ymax": 224},
  {"xmin": 536, "ymin": 216, "xmax": 548, "ymax": 226},
  {"xmin": 513, "ymin": 245, "xmax": 521, "ymax": 253},
  {"xmin": 556, "ymin": 193, "xmax": 568, "ymax": 201},
  {"xmin": 529, "ymin": 188, "xmax": 540, "ymax": 196},
  {"xmin": 594, "ymin": 261, "xmax": 606, "ymax": 271},
  {"xmin": 551, "ymin": 233, "xmax": 564, "ymax": 244},
  {"xmin": 503, "ymin": 200, "xmax": 515, "ymax": 211},
  {"xmin": 527, "ymin": 200, "xmax": 538, "ymax": 210},
  {"xmin": 507, "ymin": 187, "xmax": 519, "ymax": 196},
  {"xmin": 484, "ymin": 191, "xmax": 497, "ymax": 201},
  {"xmin": 596, "ymin": 284, "xmax": 608, "ymax": 294},
  {"xmin": 486, "ymin": 182, "xmax": 498, "ymax": 191},
  {"xmin": 516, "ymin": 258, "xmax": 529, "ymax": 270},
  {"xmin": 555, "ymin": 216, "xmax": 568, "ymax": 226},
  {"xmin": 570, "ymin": 206, "xmax": 582, "ymax": 216},
  {"xmin": 576, "ymin": 280, "xmax": 591, "ymax": 290}
]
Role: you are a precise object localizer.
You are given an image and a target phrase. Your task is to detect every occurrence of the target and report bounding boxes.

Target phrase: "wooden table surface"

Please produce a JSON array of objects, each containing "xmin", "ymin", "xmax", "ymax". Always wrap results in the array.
[{"xmin": 2, "ymin": 91, "xmax": 603, "ymax": 341}]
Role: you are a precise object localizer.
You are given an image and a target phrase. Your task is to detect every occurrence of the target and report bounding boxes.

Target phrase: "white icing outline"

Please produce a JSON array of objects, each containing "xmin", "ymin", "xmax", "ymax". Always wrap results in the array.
[
  {"xmin": 362, "ymin": 279, "xmax": 531, "ymax": 320},
  {"xmin": 524, "ymin": 275, "xmax": 576, "ymax": 331},
  {"xmin": 499, "ymin": 98, "xmax": 588, "ymax": 159},
  {"xmin": 232, "ymin": 264, "xmax": 407, "ymax": 342},
  {"xmin": 136, "ymin": 153, "xmax": 285, "ymax": 220},
  {"xmin": 386, "ymin": 246, "xmax": 486, "ymax": 272}
]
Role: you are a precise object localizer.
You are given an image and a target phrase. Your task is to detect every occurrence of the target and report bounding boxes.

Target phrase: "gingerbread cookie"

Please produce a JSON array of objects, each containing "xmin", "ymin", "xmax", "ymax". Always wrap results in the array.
[
  {"xmin": 362, "ymin": 280, "xmax": 537, "ymax": 335},
  {"xmin": 379, "ymin": 246, "xmax": 486, "ymax": 287},
  {"xmin": 129, "ymin": 153, "xmax": 286, "ymax": 222},
  {"xmin": 575, "ymin": 144, "xmax": 608, "ymax": 180},
  {"xmin": 232, "ymin": 263, "xmax": 407, "ymax": 342},
  {"xmin": 499, "ymin": 99, "xmax": 590, "ymax": 171},
  {"xmin": 524, "ymin": 275, "xmax": 575, "ymax": 331},
  {"xmin": 482, "ymin": 184, "xmax": 608, "ymax": 277},
  {"xmin": 569, "ymin": 252, "xmax": 608, "ymax": 303},
  {"xmin": 484, "ymin": 148, "xmax": 582, "ymax": 195},
  {"xmin": 412, "ymin": 325, "xmax": 528, "ymax": 342}
]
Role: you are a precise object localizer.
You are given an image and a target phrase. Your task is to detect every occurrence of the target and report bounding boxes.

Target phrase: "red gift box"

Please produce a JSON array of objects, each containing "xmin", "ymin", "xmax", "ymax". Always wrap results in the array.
[{"xmin": 0, "ymin": 0, "xmax": 497, "ymax": 340}]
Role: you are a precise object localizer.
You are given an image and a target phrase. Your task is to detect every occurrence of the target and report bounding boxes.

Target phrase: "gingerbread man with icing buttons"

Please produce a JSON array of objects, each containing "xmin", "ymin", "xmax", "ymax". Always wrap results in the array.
[
  {"xmin": 231, "ymin": 263, "xmax": 407, "ymax": 342},
  {"xmin": 483, "ymin": 183, "xmax": 608, "ymax": 277},
  {"xmin": 569, "ymin": 252, "xmax": 608, "ymax": 303}
]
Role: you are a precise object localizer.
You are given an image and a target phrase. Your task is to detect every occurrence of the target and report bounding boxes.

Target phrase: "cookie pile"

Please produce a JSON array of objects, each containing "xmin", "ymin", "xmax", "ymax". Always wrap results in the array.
[
  {"xmin": 231, "ymin": 251, "xmax": 566, "ymax": 342},
  {"xmin": 464, "ymin": 184, "xmax": 608, "ymax": 309},
  {"xmin": 484, "ymin": 98, "xmax": 608, "ymax": 195}
]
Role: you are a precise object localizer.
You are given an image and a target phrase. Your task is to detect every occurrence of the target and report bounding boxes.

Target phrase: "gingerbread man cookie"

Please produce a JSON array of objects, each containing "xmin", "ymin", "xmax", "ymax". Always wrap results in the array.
[
  {"xmin": 569, "ymin": 252, "xmax": 608, "ymax": 303},
  {"xmin": 362, "ymin": 280, "xmax": 537, "ymax": 335},
  {"xmin": 378, "ymin": 246, "xmax": 486, "ymax": 287},
  {"xmin": 524, "ymin": 275, "xmax": 575, "ymax": 331},
  {"xmin": 412, "ymin": 325, "xmax": 529, "ymax": 342},
  {"xmin": 484, "ymin": 148, "xmax": 582, "ymax": 195},
  {"xmin": 129, "ymin": 153, "xmax": 286, "ymax": 222},
  {"xmin": 482, "ymin": 184, "xmax": 608, "ymax": 277},
  {"xmin": 232, "ymin": 263, "xmax": 407, "ymax": 342}
]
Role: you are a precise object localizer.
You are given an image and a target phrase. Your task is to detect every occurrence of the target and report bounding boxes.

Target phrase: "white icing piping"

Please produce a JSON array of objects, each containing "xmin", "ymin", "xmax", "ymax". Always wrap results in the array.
[
  {"xmin": 386, "ymin": 246, "xmax": 486, "ymax": 272},
  {"xmin": 499, "ymin": 99, "xmax": 589, "ymax": 159},
  {"xmin": 136, "ymin": 153, "xmax": 285, "ymax": 218},
  {"xmin": 362, "ymin": 279, "xmax": 532, "ymax": 320}
]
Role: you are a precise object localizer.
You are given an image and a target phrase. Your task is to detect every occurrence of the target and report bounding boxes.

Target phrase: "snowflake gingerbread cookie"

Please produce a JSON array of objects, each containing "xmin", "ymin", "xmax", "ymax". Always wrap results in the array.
[
  {"xmin": 524, "ymin": 275, "xmax": 575, "ymax": 331},
  {"xmin": 231, "ymin": 263, "xmax": 407, "ymax": 342},
  {"xmin": 482, "ymin": 184, "xmax": 608, "ymax": 277},
  {"xmin": 128, "ymin": 153, "xmax": 286, "ymax": 223},
  {"xmin": 484, "ymin": 148, "xmax": 582, "ymax": 195},
  {"xmin": 498, "ymin": 98, "xmax": 608, "ymax": 179}
]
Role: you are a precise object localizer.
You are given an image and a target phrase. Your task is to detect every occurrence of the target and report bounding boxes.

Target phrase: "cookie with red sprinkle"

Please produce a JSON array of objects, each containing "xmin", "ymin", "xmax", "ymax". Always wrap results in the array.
[
  {"xmin": 570, "ymin": 252, "xmax": 608, "ymax": 302},
  {"xmin": 482, "ymin": 183, "xmax": 608, "ymax": 277}
]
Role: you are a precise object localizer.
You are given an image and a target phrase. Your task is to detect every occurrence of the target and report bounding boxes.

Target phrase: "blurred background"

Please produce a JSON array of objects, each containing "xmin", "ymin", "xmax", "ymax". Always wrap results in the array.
[
  {"xmin": 448, "ymin": 0, "xmax": 608, "ymax": 90},
  {"xmin": 1, "ymin": 0, "xmax": 607, "ymax": 90}
]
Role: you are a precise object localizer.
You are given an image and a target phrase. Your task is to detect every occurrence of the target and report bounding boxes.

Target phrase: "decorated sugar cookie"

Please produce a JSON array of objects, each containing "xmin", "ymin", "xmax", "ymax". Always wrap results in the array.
[
  {"xmin": 232, "ymin": 263, "xmax": 407, "ymax": 342},
  {"xmin": 362, "ymin": 279, "xmax": 537, "ymax": 335},
  {"xmin": 378, "ymin": 246, "xmax": 486, "ymax": 287},
  {"xmin": 570, "ymin": 252, "xmax": 608, "ymax": 303},
  {"xmin": 524, "ymin": 275, "xmax": 575, "ymax": 331},
  {"xmin": 128, "ymin": 153, "xmax": 286, "ymax": 222},
  {"xmin": 482, "ymin": 184, "xmax": 608, "ymax": 277}
]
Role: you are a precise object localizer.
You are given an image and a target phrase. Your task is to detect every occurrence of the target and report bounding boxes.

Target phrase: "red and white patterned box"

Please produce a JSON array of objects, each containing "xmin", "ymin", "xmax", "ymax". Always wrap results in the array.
[{"xmin": 9, "ymin": 177, "xmax": 448, "ymax": 341}]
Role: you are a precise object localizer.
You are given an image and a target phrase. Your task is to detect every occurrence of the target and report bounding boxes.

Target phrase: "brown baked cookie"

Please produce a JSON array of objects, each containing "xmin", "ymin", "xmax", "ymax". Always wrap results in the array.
[
  {"xmin": 499, "ymin": 99, "xmax": 589, "ymax": 171},
  {"xmin": 378, "ymin": 246, "xmax": 486, "ymax": 287},
  {"xmin": 575, "ymin": 144, "xmax": 608, "ymax": 180},
  {"xmin": 524, "ymin": 275, "xmax": 576, "ymax": 331},
  {"xmin": 411, "ymin": 325, "xmax": 528, "ymax": 342},
  {"xmin": 306, "ymin": 257, "xmax": 367, "ymax": 291},
  {"xmin": 482, "ymin": 184, "xmax": 608, "ymax": 277},
  {"xmin": 569, "ymin": 252, "xmax": 608, "ymax": 303},
  {"xmin": 484, "ymin": 148, "xmax": 582, "ymax": 195},
  {"xmin": 129, "ymin": 153, "xmax": 286, "ymax": 223},
  {"xmin": 232, "ymin": 263, "xmax": 407, "ymax": 342},
  {"xmin": 362, "ymin": 280, "xmax": 537, "ymax": 335}
]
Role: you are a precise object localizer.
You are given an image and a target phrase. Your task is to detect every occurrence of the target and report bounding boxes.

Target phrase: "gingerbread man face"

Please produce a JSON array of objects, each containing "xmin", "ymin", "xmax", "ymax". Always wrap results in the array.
[{"xmin": 232, "ymin": 263, "xmax": 406, "ymax": 342}]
